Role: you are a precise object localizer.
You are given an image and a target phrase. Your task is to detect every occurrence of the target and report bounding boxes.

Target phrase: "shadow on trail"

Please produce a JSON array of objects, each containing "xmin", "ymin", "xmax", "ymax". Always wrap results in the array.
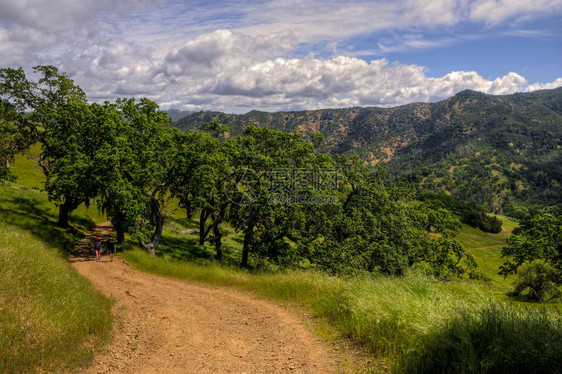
[{"xmin": 70, "ymin": 221, "xmax": 114, "ymax": 263}]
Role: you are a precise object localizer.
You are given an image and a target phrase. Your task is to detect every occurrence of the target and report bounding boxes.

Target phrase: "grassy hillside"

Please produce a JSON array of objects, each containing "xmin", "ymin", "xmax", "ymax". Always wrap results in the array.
[
  {"xmin": 174, "ymin": 88, "xmax": 562, "ymax": 212},
  {"xmin": 0, "ymin": 156, "xmax": 111, "ymax": 372},
  {"xmin": 456, "ymin": 215, "xmax": 518, "ymax": 287}
]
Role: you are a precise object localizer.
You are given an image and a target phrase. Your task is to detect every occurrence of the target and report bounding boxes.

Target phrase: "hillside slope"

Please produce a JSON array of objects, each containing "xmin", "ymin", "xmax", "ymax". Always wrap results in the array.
[{"xmin": 173, "ymin": 88, "xmax": 562, "ymax": 212}]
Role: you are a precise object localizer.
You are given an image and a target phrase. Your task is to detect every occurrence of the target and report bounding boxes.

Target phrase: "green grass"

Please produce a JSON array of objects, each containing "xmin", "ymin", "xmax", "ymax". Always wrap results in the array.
[
  {"xmin": 153, "ymin": 214, "xmax": 245, "ymax": 266},
  {"xmin": 399, "ymin": 303, "xmax": 562, "ymax": 373},
  {"xmin": 121, "ymin": 248, "xmax": 562, "ymax": 372},
  {"xmin": 0, "ymin": 220, "xmax": 112, "ymax": 373},
  {"xmin": 455, "ymin": 216, "xmax": 520, "ymax": 290},
  {"xmin": 0, "ymin": 183, "xmax": 104, "ymax": 255},
  {"xmin": 0, "ymin": 156, "xmax": 112, "ymax": 372},
  {"xmin": 456, "ymin": 224, "xmax": 507, "ymax": 249}
]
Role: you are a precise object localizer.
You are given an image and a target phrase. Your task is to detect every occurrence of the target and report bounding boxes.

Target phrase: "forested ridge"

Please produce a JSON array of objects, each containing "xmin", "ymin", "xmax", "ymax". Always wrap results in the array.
[{"xmin": 173, "ymin": 88, "xmax": 562, "ymax": 213}]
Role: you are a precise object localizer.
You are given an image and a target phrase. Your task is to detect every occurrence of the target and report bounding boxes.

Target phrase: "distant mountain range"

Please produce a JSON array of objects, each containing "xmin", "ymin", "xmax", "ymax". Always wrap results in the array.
[{"xmin": 171, "ymin": 88, "xmax": 562, "ymax": 213}]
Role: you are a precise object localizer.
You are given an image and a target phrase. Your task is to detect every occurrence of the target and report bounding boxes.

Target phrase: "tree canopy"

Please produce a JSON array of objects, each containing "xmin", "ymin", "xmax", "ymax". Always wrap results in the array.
[{"xmin": 0, "ymin": 65, "xmax": 485, "ymax": 279}]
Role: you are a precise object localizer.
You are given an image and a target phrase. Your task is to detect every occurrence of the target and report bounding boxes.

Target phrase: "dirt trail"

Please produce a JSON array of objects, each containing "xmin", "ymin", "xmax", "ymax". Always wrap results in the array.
[{"xmin": 71, "ymin": 222, "xmax": 351, "ymax": 373}]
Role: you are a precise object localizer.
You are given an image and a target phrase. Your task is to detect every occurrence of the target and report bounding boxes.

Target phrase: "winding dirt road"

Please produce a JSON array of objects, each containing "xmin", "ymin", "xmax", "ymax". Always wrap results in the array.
[{"xmin": 71, "ymin": 223, "xmax": 355, "ymax": 373}]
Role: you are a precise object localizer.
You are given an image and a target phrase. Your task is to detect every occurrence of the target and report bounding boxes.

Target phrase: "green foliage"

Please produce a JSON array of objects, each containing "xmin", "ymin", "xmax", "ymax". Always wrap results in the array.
[
  {"xmin": 422, "ymin": 238, "xmax": 480, "ymax": 279},
  {"xmin": 0, "ymin": 65, "xmax": 92, "ymax": 226},
  {"xmin": 313, "ymin": 173, "xmax": 422, "ymax": 275},
  {"xmin": 501, "ymin": 213, "xmax": 562, "ymax": 300},
  {"xmin": 501, "ymin": 213, "xmax": 562, "ymax": 275},
  {"xmin": 0, "ymin": 99, "xmax": 32, "ymax": 181},
  {"xmin": 462, "ymin": 205, "xmax": 503, "ymax": 233},
  {"xmin": 168, "ymin": 120, "xmax": 479, "ymax": 277},
  {"xmin": 511, "ymin": 260, "xmax": 562, "ymax": 301},
  {"xmin": 202, "ymin": 117, "xmax": 233, "ymax": 139},
  {"xmin": 100, "ymin": 98, "xmax": 175, "ymax": 250},
  {"xmin": 417, "ymin": 191, "xmax": 503, "ymax": 233},
  {"xmin": 412, "ymin": 199, "xmax": 461, "ymax": 236}
]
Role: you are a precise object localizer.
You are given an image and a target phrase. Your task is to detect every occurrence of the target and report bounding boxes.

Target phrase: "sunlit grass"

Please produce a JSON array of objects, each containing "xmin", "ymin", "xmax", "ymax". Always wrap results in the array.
[
  {"xmin": 0, "ymin": 221, "xmax": 112, "ymax": 373},
  {"xmin": 0, "ymin": 159, "xmax": 112, "ymax": 372},
  {"xmin": 122, "ymin": 248, "xmax": 562, "ymax": 373},
  {"xmin": 455, "ymin": 215, "xmax": 519, "ymax": 290}
]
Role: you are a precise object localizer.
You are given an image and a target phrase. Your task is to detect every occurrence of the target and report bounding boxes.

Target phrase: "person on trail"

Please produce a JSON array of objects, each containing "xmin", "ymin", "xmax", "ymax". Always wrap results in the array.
[
  {"xmin": 106, "ymin": 237, "xmax": 116, "ymax": 262},
  {"xmin": 93, "ymin": 237, "xmax": 102, "ymax": 261}
]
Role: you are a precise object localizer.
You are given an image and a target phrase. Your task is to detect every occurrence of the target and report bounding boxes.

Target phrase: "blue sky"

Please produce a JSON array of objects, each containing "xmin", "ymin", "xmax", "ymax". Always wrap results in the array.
[{"xmin": 0, "ymin": 0, "xmax": 561, "ymax": 113}]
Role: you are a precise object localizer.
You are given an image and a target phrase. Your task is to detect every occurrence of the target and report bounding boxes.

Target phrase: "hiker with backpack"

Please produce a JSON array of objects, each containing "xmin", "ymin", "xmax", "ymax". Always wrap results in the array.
[
  {"xmin": 106, "ymin": 237, "xmax": 116, "ymax": 262},
  {"xmin": 93, "ymin": 237, "xmax": 102, "ymax": 261}
]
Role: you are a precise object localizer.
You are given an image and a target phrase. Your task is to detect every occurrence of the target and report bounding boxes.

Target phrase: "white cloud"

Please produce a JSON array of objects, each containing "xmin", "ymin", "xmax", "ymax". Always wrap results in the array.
[
  {"xmin": 237, "ymin": 0, "xmax": 460, "ymax": 43},
  {"xmin": 0, "ymin": 0, "xmax": 158, "ymax": 66},
  {"xmin": 57, "ymin": 39, "xmax": 165, "ymax": 101},
  {"xmin": 1, "ymin": 1, "xmax": 561, "ymax": 113},
  {"xmin": 0, "ymin": 0, "xmax": 104, "ymax": 33},
  {"xmin": 149, "ymin": 30, "xmax": 556, "ymax": 111},
  {"xmin": 164, "ymin": 29, "xmax": 297, "ymax": 76},
  {"xmin": 526, "ymin": 77, "xmax": 562, "ymax": 91},
  {"xmin": 470, "ymin": 0, "xmax": 562, "ymax": 24}
]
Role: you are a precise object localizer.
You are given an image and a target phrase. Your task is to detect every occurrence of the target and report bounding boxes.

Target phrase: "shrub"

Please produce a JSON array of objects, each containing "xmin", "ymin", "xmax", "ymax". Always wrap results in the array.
[{"xmin": 511, "ymin": 260, "xmax": 562, "ymax": 301}]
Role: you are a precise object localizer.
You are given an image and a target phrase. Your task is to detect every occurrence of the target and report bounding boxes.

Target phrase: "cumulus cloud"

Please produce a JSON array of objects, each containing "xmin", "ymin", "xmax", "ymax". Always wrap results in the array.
[
  {"xmin": 1, "ymin": 1, "xmax": 561, "ymax": 113},
  {"xmin": 164, "ymin": 30, "xmax": 297, "ymax": 76},
  {"xmin": 526, "ymin": 77, "xmax": 562, "ymax": 91},
  {"xmin": 57, "ymin": 39, "xmax": 165, "ymax": 101},
  {"xmin": 147, "ymin": 30, "xmax": 556, "ymax": 111},
  {"xmin": 0, "ymin": 0, "xmax": 106, "ymax": 62}
]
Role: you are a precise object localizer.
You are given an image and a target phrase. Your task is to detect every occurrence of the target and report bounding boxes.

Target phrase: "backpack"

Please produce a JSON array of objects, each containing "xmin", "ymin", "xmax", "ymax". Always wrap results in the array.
[{"xmin": 93, "ymin": 242, "xmax": 102, "ymax": 251}]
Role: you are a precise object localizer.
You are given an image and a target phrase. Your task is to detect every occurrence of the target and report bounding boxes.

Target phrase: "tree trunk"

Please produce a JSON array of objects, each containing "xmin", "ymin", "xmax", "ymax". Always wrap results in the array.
[
  {"xmin": 139, "ymin": 195, "xmax": 164, "ymax": 255},
  {"xmin": 58, "ymin": 200, "xmax": 73, "ymax": 228},
  {"xmin": 241, "ymin": 215, "xmax": 258, "ymax": 268},
  {"xmin": 213, "ymin": 221, "xmax": 222, "ymax": 261},
  {"xmin": 139, "ymin": 239, "xmax": 156, "ymax": 256},
  {"xmin": 199, "ymin": 208, "xmax": 209, "ymax": 245},
  {"xmin": 113, "ymin": 211, "xmax": 126, "ymax": 244},
  {"xmin": 151, "ymin": 209, "xmax": 165, "ymax": 250},
  {"xmin": 116, "ymin": 228, "xmax": 125, "ymax": 245},
  {"xmin": 241, "ymin": 228, "xmax": 252, "ymax": 267},
  {"xmin": 185, "ymin": 199, "xmax": 194, "ymax": 220}
]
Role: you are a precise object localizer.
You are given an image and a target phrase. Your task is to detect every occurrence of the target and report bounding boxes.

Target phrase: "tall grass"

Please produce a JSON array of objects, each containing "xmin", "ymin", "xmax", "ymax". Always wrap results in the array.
[
  {"xmin": 0, "ymin": 171, "xmax": 111, "ymax": 372},
  {"xmin": 121, "ymin": 248, "xmax": 562, "ymax": 372},
  {"xmin": 0, "ymin": 221, "xmax": 112, "ymax": 373},
  {"xmin": 400, "ymin": 303, "xmax": 562, "ymax": 373}
]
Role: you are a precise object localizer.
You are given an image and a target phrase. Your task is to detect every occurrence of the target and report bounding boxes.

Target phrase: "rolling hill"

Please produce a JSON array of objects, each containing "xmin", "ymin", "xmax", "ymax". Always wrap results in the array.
[{"xmin": 172, "ymin": 88, "xmax": 562, "ymax": 213}]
